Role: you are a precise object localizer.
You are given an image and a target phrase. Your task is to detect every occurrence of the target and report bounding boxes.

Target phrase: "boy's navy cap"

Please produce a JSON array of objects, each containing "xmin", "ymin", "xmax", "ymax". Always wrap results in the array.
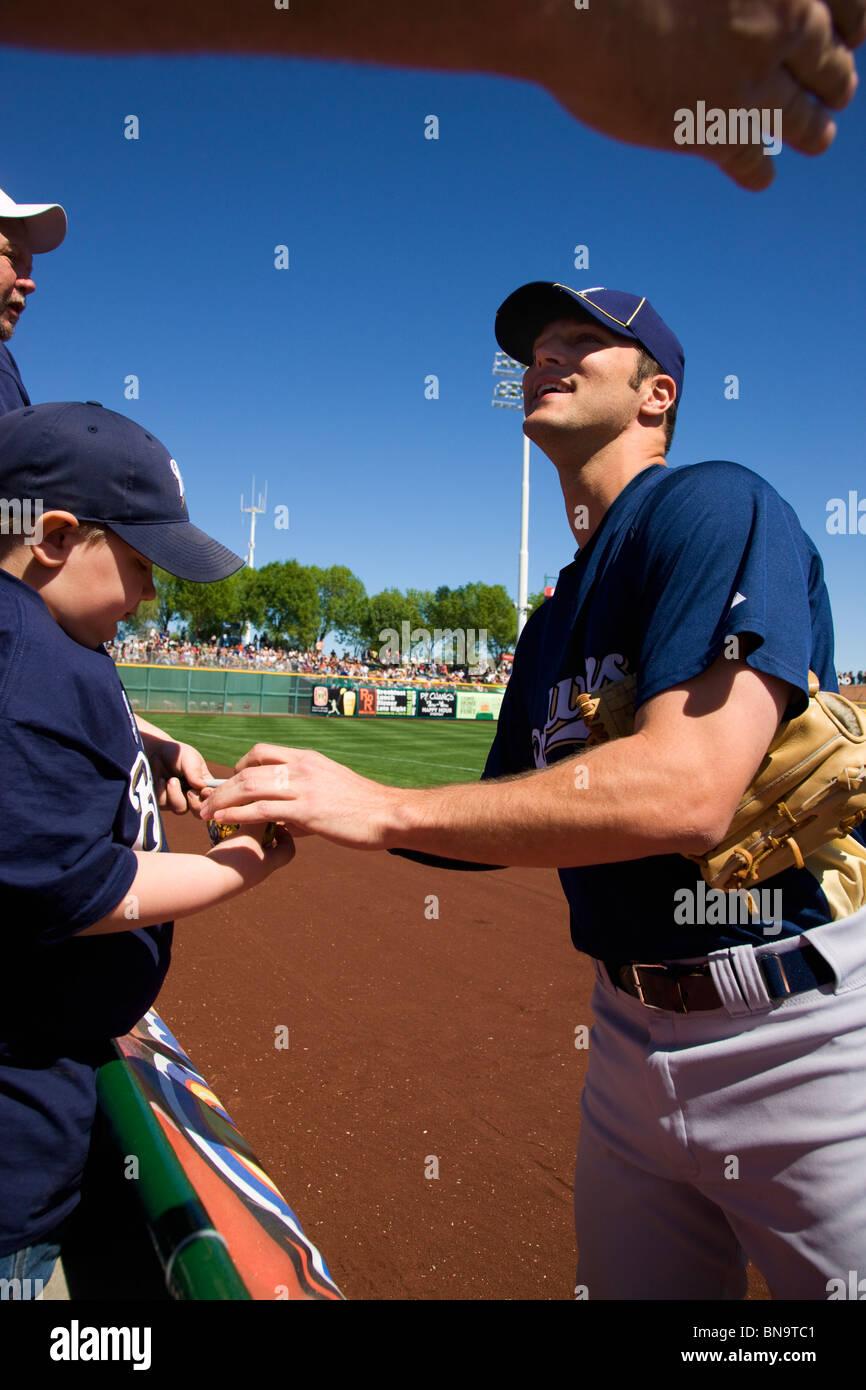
[
  {"xmin": 0, "ymin": 402, "xmax": 244, "ymax": 582},
  {"xmin": 495, "ymin": 282, "xmax": 685, "ymax": 398}
]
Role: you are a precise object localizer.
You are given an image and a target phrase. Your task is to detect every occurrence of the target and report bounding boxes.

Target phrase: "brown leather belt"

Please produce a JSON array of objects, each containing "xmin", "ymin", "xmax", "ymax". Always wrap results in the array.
[{"xmin": 604, "ymin": 944, "xmax": 834, "ymax": 1014}]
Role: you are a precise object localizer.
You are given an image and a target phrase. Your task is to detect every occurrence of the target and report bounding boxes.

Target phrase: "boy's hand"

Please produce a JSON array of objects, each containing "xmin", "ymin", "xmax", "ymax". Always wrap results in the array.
[
  {"xmin": 153, "ymin": 740, "xmax": 213, "ymax": 814},
  {"xmin": 135, "ymin": 717, "xmax": 213, "ymax": 814},
  {"xmin": 205, "ymin": 823, "xmax": 296, "ymax": 885}
]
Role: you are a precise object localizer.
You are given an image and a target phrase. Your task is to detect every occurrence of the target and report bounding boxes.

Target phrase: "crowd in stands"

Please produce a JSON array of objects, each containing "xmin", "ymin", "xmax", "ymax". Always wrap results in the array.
[
  {"xmin": 107, "ymin": 632, "xmax": 862, "ymax": 691},
  {"xmin": 106, "ymin": 632, "xmax": 511, "ymax": 686}
]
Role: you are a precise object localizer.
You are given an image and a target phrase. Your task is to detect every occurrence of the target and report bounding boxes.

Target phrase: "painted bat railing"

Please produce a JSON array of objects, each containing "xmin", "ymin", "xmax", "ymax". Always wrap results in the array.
[{"xmin": 96, "ymin": 1009, "xmax": 343, "ymax": 1300}]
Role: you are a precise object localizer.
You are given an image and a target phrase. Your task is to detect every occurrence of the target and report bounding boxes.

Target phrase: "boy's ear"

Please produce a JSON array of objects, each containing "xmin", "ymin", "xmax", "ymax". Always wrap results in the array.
[{"xmin": 27, "ymin": 511, "xmax": 85, "ymax": 568}]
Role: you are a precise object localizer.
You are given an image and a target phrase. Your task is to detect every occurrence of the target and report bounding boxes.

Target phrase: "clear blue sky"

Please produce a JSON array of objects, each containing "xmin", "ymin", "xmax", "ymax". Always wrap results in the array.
[{"xmin": 3, "ymin": 45, "xmax": 865, "ymax": 665}]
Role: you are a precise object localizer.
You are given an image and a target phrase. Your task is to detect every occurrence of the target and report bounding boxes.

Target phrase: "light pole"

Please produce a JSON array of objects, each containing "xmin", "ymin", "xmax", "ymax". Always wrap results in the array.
[
  {"xmin": 492, "ymin": 351, "xmax": 531, "ymax": 640},
  {"xmin": 240, "ymin": 478, "xmax": 267, "ymax": 648},
  {"xmin": 240, "ymin": 478, "xmax": 268, "ymax": 570}
]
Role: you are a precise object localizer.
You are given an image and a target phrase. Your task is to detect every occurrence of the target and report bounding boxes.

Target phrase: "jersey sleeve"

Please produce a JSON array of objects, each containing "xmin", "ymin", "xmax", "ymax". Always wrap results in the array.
[
  {"xmin": 0, "ymin": 346, "xmax": 29, "ymax": 413},
  {"xmin": 0, "ymin": 366, "xmax": 27, "ymax": 414},
  {"xmin": 481, "ymin": 617, "xmax": 539, "ymax": 781},
  {"xmin": 0, "ymin": 719, "xmax": 139, "ymax": 943},
  {"xmin": 630, "ymin": 462, "xmax": 816, "ymax": 717}
]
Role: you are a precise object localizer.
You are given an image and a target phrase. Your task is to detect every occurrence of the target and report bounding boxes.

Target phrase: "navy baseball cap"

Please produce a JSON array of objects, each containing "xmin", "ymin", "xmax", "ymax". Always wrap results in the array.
[
  {"xmin": 495, "ymin": 283, "xmax": 685, "ymax": 399},
  {"xmin": 0, "ymin": 402, "xmax": 244, "ymax": 582}
]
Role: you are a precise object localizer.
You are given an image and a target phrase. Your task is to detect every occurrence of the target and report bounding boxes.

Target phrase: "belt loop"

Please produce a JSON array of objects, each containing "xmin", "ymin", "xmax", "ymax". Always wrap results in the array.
[{"xmin": 708, "ymin": 944, "xmax": 774, "ymax": 1016}]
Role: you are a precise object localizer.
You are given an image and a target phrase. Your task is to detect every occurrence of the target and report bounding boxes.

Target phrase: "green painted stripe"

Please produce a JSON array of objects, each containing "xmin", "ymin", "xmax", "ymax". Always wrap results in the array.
[{"xmin": 96, "ymin": 1054, "xmax": 251, "ymax": 1300}]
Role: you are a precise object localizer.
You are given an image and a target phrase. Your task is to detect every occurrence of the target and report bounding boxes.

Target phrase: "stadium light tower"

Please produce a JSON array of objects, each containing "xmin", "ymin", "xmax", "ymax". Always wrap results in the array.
[
  {"xmin": 240, "ymin": 478, "xmax": 268, "ymax": 570},
  {"xmin": 492, "ymin": 351, "xmax": 531, "ymax": 639}
]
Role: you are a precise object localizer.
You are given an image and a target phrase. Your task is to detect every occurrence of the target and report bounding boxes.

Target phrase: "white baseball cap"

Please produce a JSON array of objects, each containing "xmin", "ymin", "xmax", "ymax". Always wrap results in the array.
[{"xmin": 0, "ymin": 186, "xmax": 67, "ymax": 253}]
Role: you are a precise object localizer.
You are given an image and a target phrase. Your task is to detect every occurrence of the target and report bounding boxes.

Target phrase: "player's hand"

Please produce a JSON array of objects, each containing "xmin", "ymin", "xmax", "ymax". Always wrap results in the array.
[
  {"xmin": 199, "ymin": 744, "xmax": 400, "ymax": 851},
  {"xmin": 533, "ymin": 0, "xmax": 865, "ymax": 191}
]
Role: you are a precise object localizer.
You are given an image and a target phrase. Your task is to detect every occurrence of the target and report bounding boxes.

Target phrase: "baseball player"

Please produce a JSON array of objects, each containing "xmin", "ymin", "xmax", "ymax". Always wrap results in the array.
[
  {"xmin": 0, "ymin": 402, "xmax": 294, "ymax": 1294},
  {"xmin": 0, "ymin": 186, "xmax": 67, "ymax": 413},
  {"xmin": 203, "ymin": 282, "xmax": 866, "ymax": 1300}
]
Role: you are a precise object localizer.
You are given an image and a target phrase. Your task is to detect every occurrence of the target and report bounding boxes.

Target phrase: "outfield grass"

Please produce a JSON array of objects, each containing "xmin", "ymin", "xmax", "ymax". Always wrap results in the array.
[{"xmin": 147, "ymin": 712, "xmax": 499, "ymax": 788}]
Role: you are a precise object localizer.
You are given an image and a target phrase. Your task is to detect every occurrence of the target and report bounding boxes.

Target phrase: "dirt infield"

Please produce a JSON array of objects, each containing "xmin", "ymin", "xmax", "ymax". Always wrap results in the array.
[{"xmin": 158, "ymin": 778, "xmax": 769, "ymax": 1301}]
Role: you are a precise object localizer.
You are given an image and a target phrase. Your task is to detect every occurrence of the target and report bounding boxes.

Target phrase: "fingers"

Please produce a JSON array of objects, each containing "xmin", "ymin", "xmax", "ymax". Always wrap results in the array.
[
  {"xmin": 234, "ymin": 742, "xmax": 297, "ymax": 770},
  {"xmin": 710, "ymin": 46, "xmax": 843, "ymax": 188},
  {"xmin": 825, "ymin": 0, "xmax": 866, "ymax": 48},
  {"xmin": 710, "ymin": 141, "xmax": 777, "ymax": 191},
  {"xmin": 205, "ymin": 797, "xmax": 295, "ymax": 827},
  {"xmin": 783, "ymin": 0, "xmax": 859, "ymax": 109},
  {"xmin": 157, "ymin": 774, "xmax": 191, "ymax": 815},
  {"xmin": 177, "ymin": 746, "xmax": 214, "ymax": 790},
  {"xmin": 200, "ymin": 764, "xmax": 293, "ymax": 817},
  {"xmin": 766, "ymin": 61, "xmax": 841, "ymax": 152}
]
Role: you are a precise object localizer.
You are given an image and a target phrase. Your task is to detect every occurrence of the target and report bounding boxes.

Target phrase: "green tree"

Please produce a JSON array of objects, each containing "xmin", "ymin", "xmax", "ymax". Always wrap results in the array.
[
  {"xmin": 428, "ymin": 581, "xmax": 517, "ymax": 663},
  {"xmin": 309, "ymin": 564, "xmax": 367, "ymax": 644},
  {"xmin": 526, "ymin": 589, "xmax": 548, "ymax": 619},
  {"xmin": 361, "ymin": 588, "xmax": 429, "ymax": 658},
  {"xmin": 184, "ymin": 571, "xmax": 244, "ymax": 639},
  {"xmin": 152, "ymin": 568, "xmax": 248, "ymax": 640},
  {"xmin": 153, "ymin": 568, "xmax": 190, "ymax": 628},
  {"xmin": 256, "ymin": 560, "xmax": 320, "ymax": 647},
  {"xmin": 120, "ymin": 596, "xmax": 161, "ymax": 636},
  {"xmin": 235, "ymin": 566, "xmax": 267, "ymax": 631}
]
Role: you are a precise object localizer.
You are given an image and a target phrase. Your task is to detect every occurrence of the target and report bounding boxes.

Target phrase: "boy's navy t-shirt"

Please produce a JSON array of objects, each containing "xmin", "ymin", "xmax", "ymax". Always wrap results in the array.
[
  {"xmin": 0, "ymin": 570, "xmax": 172, "ymax": 1254},
  {"xmin": 484, "ymin": 460, "xmax": 866, "ymax": 961}
]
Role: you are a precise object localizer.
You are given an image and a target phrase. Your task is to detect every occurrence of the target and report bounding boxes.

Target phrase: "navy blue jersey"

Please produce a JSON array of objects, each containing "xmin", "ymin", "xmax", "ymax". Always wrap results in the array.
[
  {"xmin": 484, "ymin": 460, "xmax": 866, "ymax": 961},
  {"xmin": 0, "ymin": 344, "xmax": 30, "ymax": 415},
  {"xmin": 0, "ymin": 569, "xmax": 172, "ymax": 1253}
]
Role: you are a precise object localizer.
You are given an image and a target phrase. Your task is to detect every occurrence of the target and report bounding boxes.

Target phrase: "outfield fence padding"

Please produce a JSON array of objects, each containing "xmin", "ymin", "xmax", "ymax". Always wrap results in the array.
[
  {"xmin": 117, "ymin": 665, "xmax": 505, "ymax": 720},
  {"xmin": 118, "ymin": 665, "xmax": 314, "ymax": 716}
]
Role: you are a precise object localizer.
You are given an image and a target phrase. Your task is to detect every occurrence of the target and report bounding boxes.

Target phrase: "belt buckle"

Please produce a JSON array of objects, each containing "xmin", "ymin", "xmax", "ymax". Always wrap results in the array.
[{"xmin": 627, "ymin": 962, "xmax": 684, "ymax": 1012}]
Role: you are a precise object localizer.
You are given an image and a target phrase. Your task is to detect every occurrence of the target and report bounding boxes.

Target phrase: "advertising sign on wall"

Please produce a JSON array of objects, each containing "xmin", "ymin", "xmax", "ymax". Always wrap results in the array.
[
  {"xmin": 417, "ymin": 690, "xmax": 457, "ymax": 719},
  {"xmin": 375, "ymin": 688, "xmax": 416, "ymax": 717},
  {"xmin": 455, "ymin": 690, "xmax": 505, "ymax": 721},
  {"xmin": 310, "ymin": 686, "xmax": 357, "ymax": 716}
]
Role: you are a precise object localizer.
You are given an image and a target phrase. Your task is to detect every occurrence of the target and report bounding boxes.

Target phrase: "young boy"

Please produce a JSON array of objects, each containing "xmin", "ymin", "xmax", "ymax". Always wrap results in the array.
[{"xmin": 0, "ymin": 401, "xmax": 294, "ymax": 1293}]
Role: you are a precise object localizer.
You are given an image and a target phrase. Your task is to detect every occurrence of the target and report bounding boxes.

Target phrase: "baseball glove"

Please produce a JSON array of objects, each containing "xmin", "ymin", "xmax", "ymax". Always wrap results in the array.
[{"xmin": 577, "ymin": 671, "xmax": 866, "ymax": 892}]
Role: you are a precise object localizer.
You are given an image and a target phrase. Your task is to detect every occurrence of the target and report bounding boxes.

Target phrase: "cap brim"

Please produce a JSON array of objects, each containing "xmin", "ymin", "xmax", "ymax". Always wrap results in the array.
[
  {"xmin": 0, "ymin": 203, "xmax": 67, "ymax": 254},
  {"xmin": 495, "ymin": 283, "xmax": 616, "ymax": 367},
  {"xmin": 106, "ymin": 521, "xmax": 245, "ymax": 582}
]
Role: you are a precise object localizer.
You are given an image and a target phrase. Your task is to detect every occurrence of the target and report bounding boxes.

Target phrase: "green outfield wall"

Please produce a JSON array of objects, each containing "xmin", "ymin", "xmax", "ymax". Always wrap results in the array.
[
  {"xmin": 118, "ymin": 665, "xmax": 315, "ymax": 716},
  {"xmin": 117, "ymin": 665, "xmax": 505, "ymax": 720}
]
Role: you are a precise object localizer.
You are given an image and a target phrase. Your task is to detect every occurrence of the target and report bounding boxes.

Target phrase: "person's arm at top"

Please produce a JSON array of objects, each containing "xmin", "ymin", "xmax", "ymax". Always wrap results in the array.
[
  {"xmin": 76, "ymin": 825, "xmax": 295, "ymax": 936},
  {"xmin": 5, "ymin": 1, "xmax": 865, "ymax": 191},
  {"xmin": 199, "ymin": 655, "xmax": 791, "ymax": 868}
]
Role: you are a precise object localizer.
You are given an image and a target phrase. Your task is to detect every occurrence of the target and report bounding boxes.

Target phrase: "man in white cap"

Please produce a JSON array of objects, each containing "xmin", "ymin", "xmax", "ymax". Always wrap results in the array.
[{"xmin": 0, "ymin": 186, "xmax": 67, "ymax": 414}]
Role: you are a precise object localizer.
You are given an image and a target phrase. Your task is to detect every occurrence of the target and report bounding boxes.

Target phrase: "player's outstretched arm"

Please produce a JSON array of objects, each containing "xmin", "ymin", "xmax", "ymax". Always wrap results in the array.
[
  {"xmin": 5, "ymin": 0, "xmax": 864, "ymax": 190},
  {"xmin": 200, "ymin": 656, "xmax": 791, "ymax": 868},
  {"xmin": 76, "ymin": 825, "xmax": 295, "ymax": 935}
]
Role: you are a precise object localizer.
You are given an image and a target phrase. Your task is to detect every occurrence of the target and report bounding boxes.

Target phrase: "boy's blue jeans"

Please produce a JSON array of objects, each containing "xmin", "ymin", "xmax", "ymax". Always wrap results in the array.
[{"xmin": 0, "ymin": 1238, "xmax": 61, "ymax": 1297}]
